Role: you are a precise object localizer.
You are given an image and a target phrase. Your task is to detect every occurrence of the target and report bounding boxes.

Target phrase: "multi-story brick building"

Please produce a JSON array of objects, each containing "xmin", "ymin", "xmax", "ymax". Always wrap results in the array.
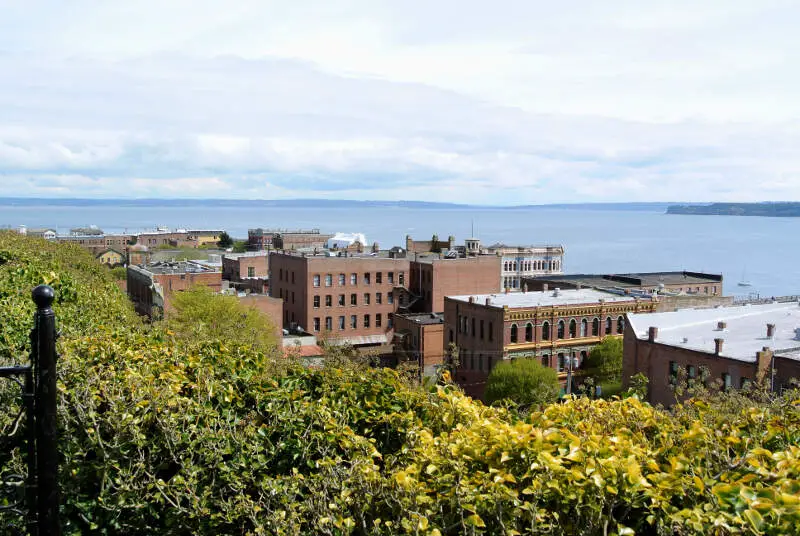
[
  {"xmin": 136, "ymin": 230, "xmax": 193, "ymax": 248},
  {"xmin": 623, "ymin": 302, "xmax": 800, "ymax": 407},
  {"xmin": 392, "ymin": 312, "xmax": 445, "ymax": 378},
  {"xmin": 268, "ymin": 251, "xmax": 409, "ymax": 348},
  {"xmin": 127, "ymin": 261, "xmax": 222, "ymax": 318},
  {"xmin": 222, "ymin": 252, "xmax": 269, "ymax": 281},
  {"xmin": 483, "ymin": 243, "xmax": 565, "ymax": 290},
  {"xmin": 444, "ymin": 288, "xmax": 657, "ymax": 399},
  {"xmin": 405, "ymin": 234, "xmax": 456, "ymax": 254},
  {"xmin": 56, "ymin": 233, "xmax": 134, "ymax": 256},
  {"xmin": 406, "ymin": 253, "xmax": 502, "ymax": 313},
  {"xmin": 525, "ymin": 271, "xmax": 724, "ymax": 297},
  {"xmin": 248, "ymin": 228, "xmax": 334, "ymax": 251}
]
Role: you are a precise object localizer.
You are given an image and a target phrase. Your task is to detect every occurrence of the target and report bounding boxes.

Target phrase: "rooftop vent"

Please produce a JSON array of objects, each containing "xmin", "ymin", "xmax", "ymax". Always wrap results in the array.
[
  {"xmin": 717, "ymin": 321, "xmax": 727, "ymax": 330},
  {"xmin": 714, "ymin": 338, "xmax": 724, "ymax": 355},
  {"xmin": 553, "ymin": 287, "xmax": 561, "ymax": 297},
  {"xmin": 767, "ymin": 323, "xmax": 776, "ymax": 338},
  {"xmin": 485, "ymin": 297, "xmax": 492, "ymax": 306}
]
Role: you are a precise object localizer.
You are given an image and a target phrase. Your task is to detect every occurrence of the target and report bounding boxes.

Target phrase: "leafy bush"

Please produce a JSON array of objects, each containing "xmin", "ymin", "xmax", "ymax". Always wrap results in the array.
[
  {"xmin": 584, "ymin": 336, "xmax": 623, "ymax": 384},
  {"xmin": 2, "ymin": 231, "xmax": 800, "ymax": 535},
  {"xmin": 484, "ymin": 358, "xmax": 560, "ymax": 407}
]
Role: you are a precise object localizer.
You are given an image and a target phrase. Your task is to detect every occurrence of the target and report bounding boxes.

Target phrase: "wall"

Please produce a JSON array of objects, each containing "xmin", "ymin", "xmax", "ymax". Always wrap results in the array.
[
  {"xmin": 238, "ymin": 295, "xmax": 283, "ymax": 340},
  {"xmin": 392, "ymin": 314, "xmax": 445, "ymax": 377},
  {"xmin": 222, "ymin": 254, "xmax": 269, "ymax": 282},
  {"xmin": 154, "ymin": 271, "xmax": 223, "ymax": 312},
  {"xmin": 409, "ymin": 255, "xmax": 501, "ymax": 313}
]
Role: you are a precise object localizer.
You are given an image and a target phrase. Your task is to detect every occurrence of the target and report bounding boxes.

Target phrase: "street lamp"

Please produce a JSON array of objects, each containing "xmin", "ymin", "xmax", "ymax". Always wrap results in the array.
[{"xmin": 566, "ymin": 351, "xmax": 580, "ymax": 395}]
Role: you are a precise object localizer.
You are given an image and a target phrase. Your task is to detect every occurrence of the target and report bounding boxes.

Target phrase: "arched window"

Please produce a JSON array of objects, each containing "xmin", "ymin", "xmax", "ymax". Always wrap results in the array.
[
  {"xmin": 617, "ymin": 316, "xmax": 625, "ymax": 334},
  {"xmin": 542, "ymin": 321, "xmax": 550, "ymax": 340},
  {"xmin": 569, "ymin": 319, "xmax": 577, "ymax": 338},
  {"xmin": 541, "ymin": 355, "xmax": 549, "ymax": 367},
  {"xmin": 525, "ymin": 322, "xmax": 533, "ymax": 342},
  {"xmin": 605, "ymin": 317, "xmax": 613, "ymax": 335},
  {"xmin": 557, "ymin": 320, "xmax": 565, "ymax": 339},
  {"xmin": 580, "ymin": 318, "xmax": 588, "ymax": 337},
  {"xmin": 504, "ymin": 262, "xmax": 508, "ymax": 271},
  {"xmin": 592, "ymin": 317, "xmax": 600, "ymax": 336},
  {"xmin": 510, "ymin": 323, "xmax": 518, "ymax": 343}
]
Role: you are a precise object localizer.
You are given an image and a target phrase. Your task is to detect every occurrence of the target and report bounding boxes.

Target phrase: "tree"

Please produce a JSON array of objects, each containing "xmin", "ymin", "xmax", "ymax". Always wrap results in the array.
[
  {"xmin": 484, "ymin": 358, "xmax": 560, "ymax": 406},
  {"xmin": 109, "ymin": 266, "xmax": 127, "ymax": 281},
  {"xmin": 232, "ymin": 240, "xmax": 247, "ymax": 253},
  {"xmin": 217, "ymin": 231, "xmax": 234, "ymax": 249},
  {"xmin": 166, "ymin": 286, "xmax": 278, "ymax": 352},
  {"xmin": 584, "ymin": 336, "xmax": 623, "ymax": 384}
]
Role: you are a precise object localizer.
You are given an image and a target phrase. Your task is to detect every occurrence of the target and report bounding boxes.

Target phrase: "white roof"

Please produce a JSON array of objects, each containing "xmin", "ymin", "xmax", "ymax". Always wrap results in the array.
[
  {"xmin": 449, "ymin": 288, "xmax": 642, "ymax": 308},
  {"xmin": 628, "ymin": 302, "xmax": 800, "ymax": 363}
]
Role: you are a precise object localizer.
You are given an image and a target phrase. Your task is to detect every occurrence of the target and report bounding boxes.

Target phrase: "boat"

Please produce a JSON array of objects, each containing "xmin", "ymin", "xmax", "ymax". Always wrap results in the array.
[{"xmin": 737, "ymin": 268, "xmax": 752, "ymax": 287}]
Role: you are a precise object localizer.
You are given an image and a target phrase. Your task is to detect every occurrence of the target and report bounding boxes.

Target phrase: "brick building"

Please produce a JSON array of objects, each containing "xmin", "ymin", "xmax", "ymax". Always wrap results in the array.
[
  {"xmin": 405, "ymin": 234, "xmax": 456, "ymax": 254},
  {"xmin": 222, "ymin": 252, "xmax": 269, "ymax": 281},
  {"xmin": 56, "ymin": 233, "xmax": 134, "ymax": 256},
  {"xmin": 623, "ymin": 302, "xmax": 800, "ymax": 407},
  {"xmin": 268, "ymin": 251, "xmax": 409, "ymax": 348},
  {"xmin": 127, "ymin": 261, "xmax": 222, "ymax": 318},
  {"xmin": 136, "ymin": 230, "xmax": 193, "ymax": 249},
  {"xmin": 392, "ymin": 312, "xmax": 445, "ymax": 377},
  {"xmin": 238, "ymin": 294, "xmax": 284, "ymax": 340},
  {"xmin": 525, "ymin": 271, "xmax": 724, "ymax": 297},
  {"xmin": 406, "ymin": 253, "xmax": 502, "ymax": 313},
  {"xmin": 248, "ymin": 228, "xmax": 333, "ymax": 251},
  {"xmin": 444, "ymin": 288, "xmax": 657, "ymax": 399}
]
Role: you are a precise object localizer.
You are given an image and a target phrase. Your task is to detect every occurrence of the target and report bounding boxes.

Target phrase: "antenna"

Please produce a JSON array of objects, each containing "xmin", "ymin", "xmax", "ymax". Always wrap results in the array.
[{"xmin": 471, "ymin": 219, "xmax": 474, "ymax": 238}]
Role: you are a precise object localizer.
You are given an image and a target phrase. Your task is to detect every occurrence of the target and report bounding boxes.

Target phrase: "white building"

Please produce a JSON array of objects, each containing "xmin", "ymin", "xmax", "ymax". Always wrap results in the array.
[{"xmin": 484, "ymin": 243, "xmax": 566, "ymax": 290}]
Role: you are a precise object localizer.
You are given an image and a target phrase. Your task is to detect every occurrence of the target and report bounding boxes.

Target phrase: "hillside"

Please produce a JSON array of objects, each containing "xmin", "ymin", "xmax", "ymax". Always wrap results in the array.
[
  {"xmin": 1, "ymin": 231, "xmax": 799, "ymax": 535},
  {"xmin": 667, "ymin": 202, "xmax": 800, "ymax": 217}
]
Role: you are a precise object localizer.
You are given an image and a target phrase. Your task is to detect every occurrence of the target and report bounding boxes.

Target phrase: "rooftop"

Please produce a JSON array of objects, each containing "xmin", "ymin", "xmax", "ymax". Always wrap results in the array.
[
  {"xmin": 529, "ymin": 271, "xmax": 723, "ymax": 287},
  {"xmin": 628, "ymin": 301, "xmax": 800, "ymax": 362},
  {"xmin": 448, "ymin": 288, "xmax": 644, "ymax": 308},
  {"xmin": 142, "ymin": 260, "xmax": 218, "ymax": 275},
  {"xmin": 223, "ymin": 251, "xmax": 269, "ymax": 259},
  {"xmin": 485, "ymin": 243, "xmax": 565, "ymax": 251},
  {"xmin": 396, "ymin": 312, "xmax": 445, "ymax": 325}
]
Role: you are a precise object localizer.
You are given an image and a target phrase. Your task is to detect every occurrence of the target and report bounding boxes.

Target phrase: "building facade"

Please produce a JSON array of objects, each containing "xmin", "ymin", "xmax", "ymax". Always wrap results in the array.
[
  {"xmin": 248, "ymin": 228, "xmax": 334, "ymax": 251},
  {"xmin": 405, "ymin": 234, "xmax": 457, "ymax": 255},
  {"xmin": 188, "ymin": 230, "xmax": 225, "ymax": 247},
  {"xmin": 222, "ymin": 252, "xmax": 269, "ymax": 281},
  {"xmin": 525, "ymin": 271, "xmax": 724, "ymax": 297},
  {"xmin": 392, "ymin": 312, "xmax": 445, "ymax": 377},
  {"xmin": 406, "ymin": 254, "xmax": 502, "ymax": 313},
  {"xmin": 483, "ymin": 244, "xmax": 565, "ymax": 290},
  {"xmin": 444, "ymin": 288, "xmax": 656, "ymax": 399},
  {"xmin": 96, "ymin": 248, "xmax": 125, "ymax": 267},
  {"xmin": 623, "ymin": 302, "xmax": 800, "ymax": 407},
  {"xmin": 56, "ymin": 233, "xmax": 134, "ymax": 256},
  {"xmin": 127, "ymin": 261, "xmax": 222, "ymax": 318},
  {"xmin": 268, "ymin": 252, "xmax": 409, "ymax": 347},
  {"xmin": 136, "ymin": 230, "xmax": 193, "ymax": 248}
]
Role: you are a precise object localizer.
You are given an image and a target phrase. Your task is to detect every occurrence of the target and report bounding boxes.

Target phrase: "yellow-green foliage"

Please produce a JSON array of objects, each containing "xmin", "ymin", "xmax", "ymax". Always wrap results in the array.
[{"xmin": 1, "ymin": 232, "xmax": 799, "ymax": 535}]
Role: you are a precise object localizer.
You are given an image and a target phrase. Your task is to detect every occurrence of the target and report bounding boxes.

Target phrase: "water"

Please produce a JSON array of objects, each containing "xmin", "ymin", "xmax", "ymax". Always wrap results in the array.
[{"xmin": 2, "ymin": 202, "xmax": 798, "ymax": 298}]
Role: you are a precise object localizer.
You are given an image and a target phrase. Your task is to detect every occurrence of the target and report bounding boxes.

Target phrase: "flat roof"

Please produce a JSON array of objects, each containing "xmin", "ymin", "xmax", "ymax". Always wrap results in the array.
[
  {"xmin": 448, "ymin": 288, "xmax": 643, "ymax": 308},
  {"xmin": 395, "ymin": 312, "xmax": 445, "ymax": 325},
  {"xmin": 529, "ymin": 271, "xmax": 722, "ymax": 287},
  {"xmin": 628, "ymin": 301, "xmax": 800, "ymax": 362},
  {"xmin": 143, "ymin": 261, "xmax": 218, "ymax": 275}
]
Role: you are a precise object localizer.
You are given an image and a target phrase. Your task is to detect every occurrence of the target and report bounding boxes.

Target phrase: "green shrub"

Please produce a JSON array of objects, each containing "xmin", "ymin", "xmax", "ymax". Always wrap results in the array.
[{"xmin": 484, "ymin": 358, "xmax": 560, "ymax": 407}]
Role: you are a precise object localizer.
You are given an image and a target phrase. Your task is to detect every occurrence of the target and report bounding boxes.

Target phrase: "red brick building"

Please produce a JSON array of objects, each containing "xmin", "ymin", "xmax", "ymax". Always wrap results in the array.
[
  {"xmin": 56, "ymin": 233, "xmax": 134, "ymax": 257},
  {"xmin": 248, "ymin": 228, "xmax": 334, "ymax": 251},
  {"xmin": 624, "ymin": 302, "xmax": 800, "ymax": 407},
  {"xmin": 238, "ymin": 294, "xmax": 284, "ymax": 340},
  {"xmin": 407, "ymin": 254, "xmax": 501, "ymax": 314},
  {"xmin": 393, "ymin": 312, "xmax": 445, "ymax": 377},
  {"xmin": 127, "ymin": 261, "xmax": 222, "ymax": 318},
  {"xmin": 444, "ymin": 288, "xmax": 656, "ymax": 400},
  {"xmin": 268, "ymin": 252, "xmax": 410, "ymax": 348},
  {"xmin": 525, "ymin": 271, "xmax": 724, "ymax": 297},
  {"xmin": 136, "ymin": 230, "xmax": 193, "ymax": 248},
  {"xmin": 222, "ymin": 252, "xmax": 269, "ymax": 281}
]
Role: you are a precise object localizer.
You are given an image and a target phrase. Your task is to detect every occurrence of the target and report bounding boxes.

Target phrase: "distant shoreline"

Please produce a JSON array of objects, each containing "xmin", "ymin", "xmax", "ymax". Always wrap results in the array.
[{"xmin": 667, "ymin": 202, "xmax": 800, "ymax": 217}]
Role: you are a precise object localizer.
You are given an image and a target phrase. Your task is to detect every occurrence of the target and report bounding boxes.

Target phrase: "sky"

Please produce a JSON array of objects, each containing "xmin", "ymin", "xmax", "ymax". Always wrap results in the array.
[{"xmin": 1, "ymin": 0, "xmax": 799, "ymax": 204}]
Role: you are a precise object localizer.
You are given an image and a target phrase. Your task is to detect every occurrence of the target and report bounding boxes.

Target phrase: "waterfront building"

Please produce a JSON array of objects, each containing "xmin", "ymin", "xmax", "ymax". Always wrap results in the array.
[
  {"xmin": 525, "ymin": 271, "xmax": 724, "ymax": 298},
  {"xmin": 56, "ymin": 233, "xmax": 134, "ymax": 256},
  {"xmin": 444, "ymin": 288, "xmax": 656, "ymax": 400},
  {"xmin": 483, "ymin": 243, "xmax": 565, "ymax": 290},
  {"xmin": 248, "ymin": 228, "xmax": 333, "ymax": 251},
  {"xmin": 623, "ymin": 302, "xmax": 800, "ymax": 407}
]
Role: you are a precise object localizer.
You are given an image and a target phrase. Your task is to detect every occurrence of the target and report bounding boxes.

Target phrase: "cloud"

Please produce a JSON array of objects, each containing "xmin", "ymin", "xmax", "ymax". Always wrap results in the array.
[{"xmin": 0, "ymin": 1, "xmax": 799, "ymax": 203}]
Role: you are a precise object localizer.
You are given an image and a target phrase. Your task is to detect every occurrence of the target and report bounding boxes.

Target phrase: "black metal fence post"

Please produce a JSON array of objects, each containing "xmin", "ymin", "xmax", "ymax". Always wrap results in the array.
[{"xmin": 31, "ymin": 286, "xmax": 60, "ymax": 536}]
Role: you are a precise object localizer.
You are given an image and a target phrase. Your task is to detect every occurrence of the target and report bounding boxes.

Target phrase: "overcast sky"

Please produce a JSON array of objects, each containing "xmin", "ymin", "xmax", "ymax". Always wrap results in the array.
[{"xmin": 1, "ymin": 0, "xmax": 799, "ymax": 204}]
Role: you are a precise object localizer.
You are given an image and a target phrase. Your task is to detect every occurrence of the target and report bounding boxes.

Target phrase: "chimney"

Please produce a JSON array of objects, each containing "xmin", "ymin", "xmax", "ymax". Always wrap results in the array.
[
  {"xmin": 767, "ymin": 323, "xmax": 776, "ymax": 338},
  {"xmin": 468, "ymin": 296, "xmax": 475, "ymax": 304},
  {"xmin": 522, "ymin": 283, "xmax": 528, "ymax": 294},
  {"xmin": 717, "ymin": 321, "xmax": 727, "ymax": 330},
  {"xmin": 714, "ymin": 338, "xmax": 724, "ymax": 355},
  {"xmin": 485, "ymin": 297, "xmax": 491, "ymax": 306},
  {"xmin": 648, "ymin": 326, "xmax": 658, "ymax": 342},
  {"xmin": 542, "ymin": 283, "xmax": 549, "ymax": 292}
]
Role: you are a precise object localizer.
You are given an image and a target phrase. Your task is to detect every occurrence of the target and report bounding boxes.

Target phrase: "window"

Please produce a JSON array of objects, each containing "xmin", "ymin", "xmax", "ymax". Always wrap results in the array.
[
  {"xmin": 339, "ymin": 316, "xmax": 345, "ymax": 330},
  {"xmin": 399, "ymin": 272, "xmax": 405, "ymax": 286},
  {"xmin": 363, "ymin": 314, "xmax": 370, "ymax": 328},
  {"xmin": 471, "ymin": 318, "xmax": 475, "ymax": 336},
  {"xmin": 525, "ymin": 322, "xmax": 533, "ymax": 342},
  {"xmin": 292, "ymin": 292, "xmax": 295, "ymax": 304},
  {"xmin": 388, "ymin": 272, "xmax": 394, "ymax": 284},
  {"xmin": 351, "ymin": 293, "xmax": 357, "ymax": 306},
  {"xmin": 387, "ymin": 293, "xmax": 394, "ymax": 304},
  {"xmin": 722, "ymin": 373, "xmax": 732, "ymax": 391},
  {"xmin": 350, "ymin": 273, "xmax": 357, "ymax": 285},
  {"xmin": 313, "ymin": 318, "xmax": 320, "ymax": 331},
  {"xmin": 449, "ymin": 329, "xmax": 454, "ymax": 343},
  {"xmin": 592, "ymin": 318, "xmax": 600, "ymax": 336},
  {"xmin": 605, "ymin": 317, "xmax": 613, "ymax": 335},
  {"xmin": 580, "ymin": 319, "xmax": 588, "ymax": 337},
  {"xmin": 363, "ymin": 293, "xmax": 371, "ymax": 305},
  {"xmin": 325, "ymin": 317, "xmax": 332, "ymax": 330},
  {"xmin": 557, "ymin": 353, "xmax": 565, "ymax": 372},
  {"xmin": 350, "ymin": 315, "xmax": 357, "ymax": 329},
  {"xmin": 480, "ymin": 320, "xmax": 485, "ymax": 340},
  {"xmin": 325, "ymin": 295, "xmax": 332, "ymax": 307},
  {"xmin": 557, "ymin": 320, "xmax": 565, "ymax": 339},
  {"xmin": 687, "ymin": 365, "xmax": 697, "ymax": 379},
  {"xmin": 338, "ymin": 294, "xmax": 345, "ymax": 306},
  {"xmin": 510, "ymin": 324, "xmax": 518, "ymax": 343},
  {"xmin": 364, "ymin": 273, "xmax": 371, "ymax": 285},
  {"xmin": 569, "ymin": 319, "xmax": 577, "ymax": 338},
  {"xmin": 291, "ymin": 272, "xmax": 295, "ymax": 284},
  {"xmin": 339, "ymin": 273, "xmax": 346, "ymax": 286},
  {"xmin": 376, "ymin": 272, "xmax": 382, "ymax": 284},
  {"xmin": 279, "ymin": 268, "xmax": 283, "ymax": 281},
  {"xmin": 325, "ymin": 274, "xmax": 332, "ymax": 287},
  {"xmin": 617, "ymin": 316, "xmax": 625, "ymax": 334},
  {"xmin": 489, "ymin": 322, "xmax": 493, "ymax": 341},
  {"xmin": 248, "ymin": 266, "xmax": 255, "ymax": 277},
  {"xmin": 541, "ymin": 355, "xmax": 549, "ymax": 367},
  {"xmin": 376, "ymin": 292, "xmax": 382, "ymax": 304},
  {"xmin": 388, "ymin": 313, "xmax": 393, "ymax": 329},
  {"xmin": 542, "ymin": 321, "xmax": 550, "ymax": 341},
  {"xmin": 313, "ymin": 274, "xmax": 320, "ymax": 287},
  {"xmin": 279, "ymin": 288, "xmax": 283, "ymax": 299},
  {"xmin": 741, "ymin": 377, "xmax": 752, "ymax": 389},
  {"xmin": 669, "ymin": 361, "xmax": 679, "ymax": 384},
  {"xmin": 376, "ymin": 314, "xmax": 382, "ymax": 327}
]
